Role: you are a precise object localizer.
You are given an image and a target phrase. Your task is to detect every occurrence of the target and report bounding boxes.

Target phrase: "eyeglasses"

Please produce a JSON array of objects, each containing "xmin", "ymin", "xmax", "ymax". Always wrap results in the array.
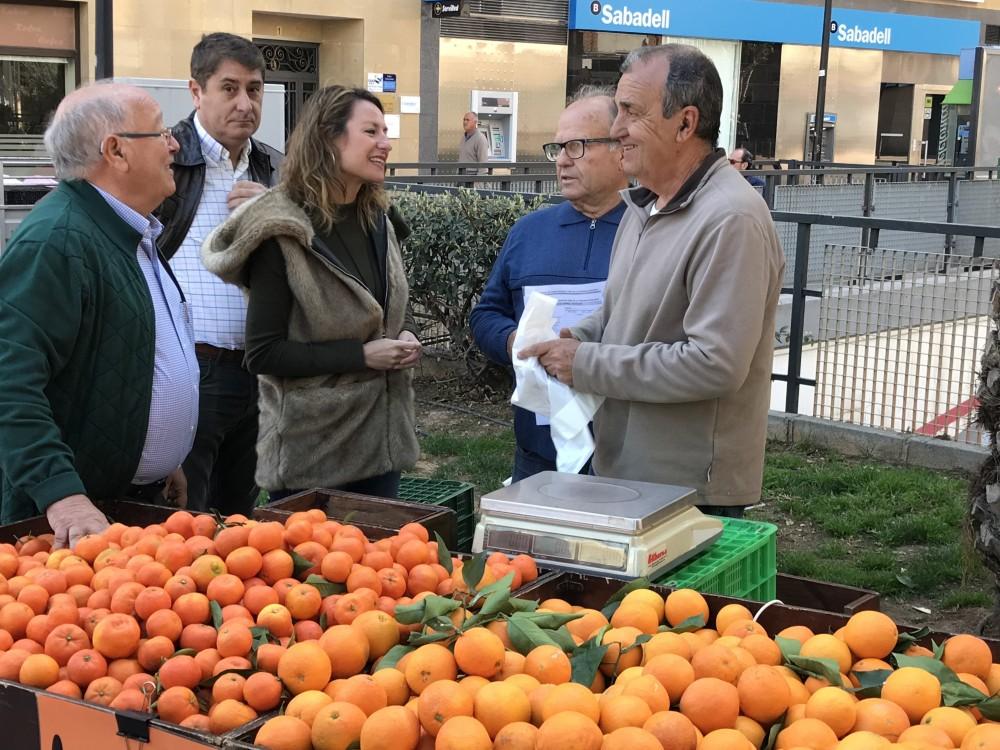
[
  {"xmin": 114, "ymin": 128, "xmax": 173, "ymax": 142},
  {"xmin": 542, "ymin": 138, "xmax": 618, "ymax": 162}
]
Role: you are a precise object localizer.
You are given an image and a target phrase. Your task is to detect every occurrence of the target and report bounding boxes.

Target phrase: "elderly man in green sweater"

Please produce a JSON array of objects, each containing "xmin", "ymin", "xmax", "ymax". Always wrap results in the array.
[
  {"xmin": 0, "ymin": 82, "xmax": 200, "ymax": 547},
  {"xmin": 521, "ymin": 45, "xmax": 785, "ymax": 516}
]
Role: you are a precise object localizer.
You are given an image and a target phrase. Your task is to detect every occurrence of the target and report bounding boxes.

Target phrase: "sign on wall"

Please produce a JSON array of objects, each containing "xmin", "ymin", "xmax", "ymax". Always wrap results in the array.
[{"xmin": 569, "ymin": 0, "xmax": 980, "ymax": 56}]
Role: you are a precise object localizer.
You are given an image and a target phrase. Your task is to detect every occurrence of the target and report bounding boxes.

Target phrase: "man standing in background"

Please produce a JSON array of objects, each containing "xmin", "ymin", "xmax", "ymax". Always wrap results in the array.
[
  {"xmin": 459, "ymin": 111, "xmax": 491, "ymax": 176},
  {"xmin": 471, "ymin": 86, "xmax": 627, "ymax": 480},
  {"xmin": 156, "ymin": 32, "xmax": 283, "ymax": 516}
]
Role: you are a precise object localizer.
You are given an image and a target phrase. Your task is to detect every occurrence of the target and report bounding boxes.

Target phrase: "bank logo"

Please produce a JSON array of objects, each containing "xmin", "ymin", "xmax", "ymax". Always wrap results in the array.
[
  {"xmin": 836, "ymin": 22, "xmax": 892, "ymax": 45},
  {"xmin": 595, "ymin": 3, "xmax": 671, "ymax": 29}
]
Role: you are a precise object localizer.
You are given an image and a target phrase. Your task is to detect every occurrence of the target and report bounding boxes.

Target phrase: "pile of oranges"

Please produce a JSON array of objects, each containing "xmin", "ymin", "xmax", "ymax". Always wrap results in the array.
[
  {"xmin": 2, "ymin": 508, "xmax": 1000, "ymax": 750},
  {"xmin": 0, "ymin": 509, "xmax": 537, "ymax": 745}
]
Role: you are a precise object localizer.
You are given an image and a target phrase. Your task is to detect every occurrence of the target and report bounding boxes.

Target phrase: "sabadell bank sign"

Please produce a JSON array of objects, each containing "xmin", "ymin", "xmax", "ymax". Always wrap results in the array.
[{"xmin": 570, "ymin": 0, "xmax": 978, "ymax": 56}]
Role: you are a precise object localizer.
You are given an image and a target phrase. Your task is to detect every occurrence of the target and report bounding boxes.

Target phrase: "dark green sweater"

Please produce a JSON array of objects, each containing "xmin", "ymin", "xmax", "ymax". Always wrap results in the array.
[{"xmin": 0, "ymin": 181, "xmax": 155, "ymax": 523}]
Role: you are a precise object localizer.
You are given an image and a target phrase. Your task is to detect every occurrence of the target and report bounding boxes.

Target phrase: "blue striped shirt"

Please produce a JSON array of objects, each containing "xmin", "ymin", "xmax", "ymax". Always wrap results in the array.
[{"xmin": 90, "ymin": 184, "xmax": 200, "ymax": 484}]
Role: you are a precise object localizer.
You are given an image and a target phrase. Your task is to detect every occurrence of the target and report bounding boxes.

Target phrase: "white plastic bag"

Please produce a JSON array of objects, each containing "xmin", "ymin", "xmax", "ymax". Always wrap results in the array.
[{"xmin": 511, "ymin": 292, "xmax": 604, "ymax": 474}]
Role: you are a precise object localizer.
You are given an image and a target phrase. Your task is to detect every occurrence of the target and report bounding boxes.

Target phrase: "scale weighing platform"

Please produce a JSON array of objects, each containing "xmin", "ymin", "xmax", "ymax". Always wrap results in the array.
[{"xmin": 473, "ymin": 472, "xmax": 724, "ymax": 579}]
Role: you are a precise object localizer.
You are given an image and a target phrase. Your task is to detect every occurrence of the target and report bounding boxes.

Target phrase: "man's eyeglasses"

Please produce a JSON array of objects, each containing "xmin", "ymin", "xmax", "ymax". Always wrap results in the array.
[
  {"xmin": 114, "ymin": 128, "xmax": 173, "ymax": 142},
  {"xmin": 542, "ymin": 138, "xmax": 618, "ymax": 162}
]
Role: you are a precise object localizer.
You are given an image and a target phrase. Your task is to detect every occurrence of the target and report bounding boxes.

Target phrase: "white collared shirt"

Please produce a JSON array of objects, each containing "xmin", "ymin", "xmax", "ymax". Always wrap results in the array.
[
  {"xmin": 169, "ymin": 114, "xmax": 251, "ymax": 349},
  {"xmin": 89, "ymin": 184, "xmax": 200, "ymax": 484}
]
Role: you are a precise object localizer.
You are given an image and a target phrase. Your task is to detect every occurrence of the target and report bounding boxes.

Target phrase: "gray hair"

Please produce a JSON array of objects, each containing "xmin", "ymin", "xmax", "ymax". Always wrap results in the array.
[
  {"xmin": 44, "ymin": 81, "xmax": 136, "ymax": 179},
  {"xmin": 567, "ymin": 84, "xmax": 618, "ymax": 126},
  {"xmin": 621, "ymin": 44, "xmax": 723, "ymax": 146}
]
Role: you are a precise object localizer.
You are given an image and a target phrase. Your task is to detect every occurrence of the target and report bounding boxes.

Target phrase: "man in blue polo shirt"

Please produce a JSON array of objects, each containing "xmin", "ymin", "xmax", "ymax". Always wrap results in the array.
[{"xmin": 470, "ymin": 86, "xmax": 628, "ymax": 481}]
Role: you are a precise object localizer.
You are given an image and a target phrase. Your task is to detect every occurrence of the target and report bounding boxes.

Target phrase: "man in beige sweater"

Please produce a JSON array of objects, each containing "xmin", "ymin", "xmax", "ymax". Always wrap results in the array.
[{"xmin": 521, "ymin": 44, "xmax": 785, "ymax": 515}]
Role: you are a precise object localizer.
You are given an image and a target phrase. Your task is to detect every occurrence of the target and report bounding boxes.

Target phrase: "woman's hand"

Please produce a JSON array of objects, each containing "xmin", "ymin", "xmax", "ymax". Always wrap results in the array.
[{"xmin": 364, "ymin": 336, "xmax": 422, "ymax": 370}]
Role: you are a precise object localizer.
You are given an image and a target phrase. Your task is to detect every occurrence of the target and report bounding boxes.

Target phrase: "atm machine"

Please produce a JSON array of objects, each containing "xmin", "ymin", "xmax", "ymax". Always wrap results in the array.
[{"xmin": 471, "ymin": 90, "xmax": 518, "ymax": 162}]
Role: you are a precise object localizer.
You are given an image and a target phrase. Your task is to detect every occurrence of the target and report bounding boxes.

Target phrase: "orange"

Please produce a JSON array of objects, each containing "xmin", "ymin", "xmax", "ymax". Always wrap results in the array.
[
  {"xmin": 256, "ymin": 603, "xmax": 293, "ymax": 638},
  {"xmin": 435, "ymin": 715, "xmax": 492, "ymax": 750},
  {"xmin": 331, "ymin": 673, "xmax": 387, "ymax": 716},
  {"xmin": 205, "ymin": 573, "xmax": 245, "ymax": 608},
  {"xmin": 852, "ymin": 698, "xmax": 910, "ymax": 741},
  {"xmin": 319, "ymin": 624, "xmax": 370, "ymax": 679},
  {"xmin": 308, "ymin": 700, "xmax": 366, "ymax": 750},
  {"xmin": 91, "ymin": 612, "xmax": 140, "ymax": 659},
  {"xmin": 371, "ymin": 667, "xmax": 409, "ymax": 706},
  {"xmin": 285, "ymin": 584, "xmax": 322, "ymax": 621},
  {"xmin": 83, "ymin": 675, "xmax": 123, "ymax": 706},
  {"xmin": 351, "ymin": 609, "xmax": 399, "ymax": 661},
  {"xmin": 699, "ymin": 728, "xmax": 755, "ymax": 750},
  {"xmin": 622, "ymin": 673, "xmax": 671, "ymax": 714},
  {"xmin": 416, "ymin": 679, "xmax": 474, "ymax": 736},
  {"xmin": 523, "ymin": 643, "xmax": 572, "ymax": 685},
  {"xmin": 738, "ymin": 664, "xmax": 792, "ymax": 725},
  {"xmin": 357, "ymin": 705, "xmax": 420, "ymax": 750},
  {"xmin": 244, "ymin": 671, "xmax": 284, "ymax": 712},
  {"xmin": 601, "ymin": 626, "xmax": 644, "ymax": 677},
  {"xmin": 799, "ymin": 634, "xmax": 853, "ymax": 675},
  {"xmin": 897, "ymin": 724, "xmax": 955, "ymax": 749},
  {"xmin": 474, "ymin": 679, "xmax": 532, "ymax": 738},
  {"xmin": 881, "ymin": 666, "xmax": 942, "ymax": 723},
  {"xmin": 208, "ymin": 698, "xmax": 258, "ymax": 735},
  {"xmin": 212, "ymin": 672, "xmax": 247, "ymax": 703},
  {"xmin": 664, "ymin": 589, "xmax": 710, "ymax": 627},
  {"xmin": 278, "ymin": 641, "xmax": 332, "ymax": 695},
  {"xmin": 679, "ymin": 677, "xmax": 740, "ymax": 734},
  {"xmin": 136, "ymin": 635, "xmax": 174, "ymax": 672},
  {"xmin": 493, "ymin": 721, "xmax": 539, "ymax": 750},
  {"xmin": 942, "ymin": 635, "xmax": 993, "ymax": 681},
  {"xmin": 775, "ymin": 717, "xmax": 838, "ymax": 750},
  {"xmin": 643, "ymin": 653, "xmax": 695, "ymax": 704},
  {"xmin": 961, "ymin": 723, "xmax": 1000, "ymax": 750},
  {"xmin": 43, "ymin": 623, "xmax": 89, "ymax": 666},
  {"xmin": 158, "ymin": 655, "xmax": 201, "ymax": 690},
  {"xmin": 19, "ymin": 653, "xmax": 60, "ymax": 688},
  {"xmin": 254, "ymin": 715, "xmax": 311, "ymax": 750},
  {"xmin": 66, "ymin": 648, "xmax": 107, "ymax": 687},
  {"xmin": 920, "ymin": 706, "xmax": 978, "ymax": 746},
  {"xmin": 692, "ymin": 642, "xmax": 743, "ymax": 684},
  {"xmin": 403, "ymin": 643, "xmax": 457, "ymax": 695},
  {"xmin": 804, "ymin": 686, "xmax": 857, "ymax": 737},
  {"xmin": 600, "ymin": 694, "xmax": 653, "ymax": 733},
  {"xmin": 612, "ymin": 602, "xmax": 661, "ymax": 634},
  {"xmin": 541, "ymin": 681, "xmax": 601, "ymax": 723},
  {"xmin": 172, "ymin": 592, "xmax": 211, "ymax": 626},
  {"xmin": 216, "ymin": 620, "xmax": 254, "ymax": 659},
  {"xmin": 841, "ymin": 611, "xmax": 898, "ymax": 660},
  {"xmin": 453, "ymin": 626, "xmax": 505, "ymax": 678},
  {"xmin": 248, "ymin": 522, "xmax": 285, "ymax": 554},
  {"xmin": 286, "ymin": 690, "xmax": 334, "ymax": 727},
  {"xmin": 535, "ymin": 710, "xmax": 604, "ymax": 750},
  {"xmin": 156, "ymin": 685, "xmax": 200, "ymax": 724}
]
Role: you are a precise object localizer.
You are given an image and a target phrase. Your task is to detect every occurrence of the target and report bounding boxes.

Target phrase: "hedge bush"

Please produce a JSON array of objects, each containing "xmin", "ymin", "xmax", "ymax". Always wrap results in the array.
[{"xmin": 392, "ymin": 188, "xmax": 547, "ymax": 360}]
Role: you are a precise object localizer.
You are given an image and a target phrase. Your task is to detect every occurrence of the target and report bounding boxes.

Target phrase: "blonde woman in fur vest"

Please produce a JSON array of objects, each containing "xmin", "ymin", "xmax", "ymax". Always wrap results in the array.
[{"xmin": 202, "ymin": 86, "xmax": 421, "ymax": 501}]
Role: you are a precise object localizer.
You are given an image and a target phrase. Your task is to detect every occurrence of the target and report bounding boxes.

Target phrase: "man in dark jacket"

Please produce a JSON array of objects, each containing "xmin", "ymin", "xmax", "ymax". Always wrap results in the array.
[
  {"xmin": 156, "ymin": 33, "xmax": 283, "ymax": 516},
  {"xmin": 470, "ymin": 86, "xmax": 627, "ymax": 480},
  {"xmin": 0, "ymin": 82, "xmax": 199, "ymax": 546}
]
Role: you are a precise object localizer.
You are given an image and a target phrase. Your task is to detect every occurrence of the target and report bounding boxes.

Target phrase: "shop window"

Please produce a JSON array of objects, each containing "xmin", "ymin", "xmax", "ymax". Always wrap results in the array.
[
  {"xmin": 0, "ymin": 57, "xmax": 66, "ymax": 134},
  {"xmin": 986, "ymin": 25, "xmax": 1000, "ymax": 46},
  {"xmin": 735, "ymin": 42, "xmax": 781, "ymax": 159}
]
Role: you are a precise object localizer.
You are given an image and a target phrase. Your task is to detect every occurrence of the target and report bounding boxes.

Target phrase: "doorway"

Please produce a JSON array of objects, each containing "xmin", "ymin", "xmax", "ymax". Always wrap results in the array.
[
  {"xmin": 920, "ymin": 94, "xmax": 944, "ymax": 164},
  {"xmin": 253, "ymin": 40, "xmax": 319, "ymax": 142}
]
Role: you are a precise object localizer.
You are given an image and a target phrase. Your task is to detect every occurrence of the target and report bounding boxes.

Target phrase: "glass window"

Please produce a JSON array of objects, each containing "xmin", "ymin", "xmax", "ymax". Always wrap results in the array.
[{"xmin": 0, "ymin": 57, "xmax": 67, "ymax": 134}]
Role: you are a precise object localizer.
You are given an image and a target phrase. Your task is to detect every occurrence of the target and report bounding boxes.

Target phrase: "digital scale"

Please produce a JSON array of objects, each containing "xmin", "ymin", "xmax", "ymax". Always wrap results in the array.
[{"xmin": 473, "ymin": 472, "xmax": 724, "ymax": 579}]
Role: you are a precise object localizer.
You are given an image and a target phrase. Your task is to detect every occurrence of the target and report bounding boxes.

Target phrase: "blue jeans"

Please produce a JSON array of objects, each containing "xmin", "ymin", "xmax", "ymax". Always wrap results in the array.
[
  {"xmin": 183, "ymin": 354, "xmax": 259, "ymax": 516},
  {"xmin": 269, "ymin": 470, "xmax": 402, "ymax": 503}
]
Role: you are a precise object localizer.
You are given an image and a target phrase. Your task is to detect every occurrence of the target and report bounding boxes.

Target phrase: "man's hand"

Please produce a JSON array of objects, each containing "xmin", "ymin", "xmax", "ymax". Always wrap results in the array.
[
  {"xmin": 519, "ymin": 338, "xmax": 582, "ymax": 386},
  {"xmin": 227, "ymin": 181, "xmax": 267, "ymax": 211},
  {"xmin": 506, "ymin": 330, "xmax": 517, "ymax": 358},
  {"xmin": 46, "ymin": 494, "xmax": 110, "ymax": 550},
  {"xmin": 164, "ymin": 467, "xmax": 188, "ymax": 508}
]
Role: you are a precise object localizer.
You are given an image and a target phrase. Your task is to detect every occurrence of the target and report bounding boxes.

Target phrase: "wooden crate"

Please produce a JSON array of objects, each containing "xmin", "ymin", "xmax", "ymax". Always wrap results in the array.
[
  {"xmin": 516, "ymin": 572, "xmax": 1000, "ymax": 660},
  {"xmin": 259, "ymin": 489, "xmax": 457, "ymax": 549},
  {"xmin": 776, "ymin": 573, "xmax": 880, "ymax": 615}
]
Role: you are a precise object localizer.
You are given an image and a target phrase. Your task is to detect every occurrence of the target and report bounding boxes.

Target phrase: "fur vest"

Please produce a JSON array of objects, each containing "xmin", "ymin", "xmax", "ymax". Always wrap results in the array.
[{"xmin": 202, "ymin": 188, "xmax": 419, "ymax": 491}]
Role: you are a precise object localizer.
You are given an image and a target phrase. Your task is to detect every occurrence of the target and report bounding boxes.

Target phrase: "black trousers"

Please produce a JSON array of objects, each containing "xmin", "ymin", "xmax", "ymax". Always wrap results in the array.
[{"xmin": 183, "ymin": 352, "xmax": 260, "ymax": 516}]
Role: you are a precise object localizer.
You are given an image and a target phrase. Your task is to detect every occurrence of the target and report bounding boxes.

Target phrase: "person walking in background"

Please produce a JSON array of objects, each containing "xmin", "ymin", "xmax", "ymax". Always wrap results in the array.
[
  {"xmin": 156, "ymin": 33, "xmax": 283, "ymax": 516},
  {"xmin": 522, "ymin": 45, "xmax": 784, "ymax": 516},
  {"xmin": 459, "ymin": 111, "xmax": 491, "ymax": 176},
  {"xmin": 729, "ymin": 146, "xmax": 765, "ymax": 187},
  {"xmin": 0, "ymin": 82, "xmax": 199, "ymax": 546},
  {"xmin": 201, "ymin": 86, "xmax": 421, "ymax": 501},
  {"xmin": 470, "ymin": 86, "xmax": 627, "ymax": 481}
]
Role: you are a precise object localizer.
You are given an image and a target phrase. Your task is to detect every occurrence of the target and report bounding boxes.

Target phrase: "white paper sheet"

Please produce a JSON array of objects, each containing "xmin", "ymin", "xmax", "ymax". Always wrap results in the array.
[
  {"xmin": 510, "ymin": 291, "xmax": 604, "ymax": 474},
  {"xmin": 523, "ymin": 282, "xmax": 605, "ymax": 425}
]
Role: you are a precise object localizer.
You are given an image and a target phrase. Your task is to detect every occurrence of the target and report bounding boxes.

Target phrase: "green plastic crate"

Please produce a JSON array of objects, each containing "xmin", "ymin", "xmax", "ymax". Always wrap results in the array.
[
  {"xmin": 654, "ymin": 517, "xmax": 777, "ymax": 601},
  {"xmin": 398, "ymin": 476, "xmax": 476, "ymax": 551}
]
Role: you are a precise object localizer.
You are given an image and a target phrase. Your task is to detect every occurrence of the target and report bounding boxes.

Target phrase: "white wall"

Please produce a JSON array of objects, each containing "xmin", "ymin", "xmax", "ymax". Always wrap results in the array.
[{"xmin": 663, "ymin": 37, "xmax": 740, "ymax": 152}]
